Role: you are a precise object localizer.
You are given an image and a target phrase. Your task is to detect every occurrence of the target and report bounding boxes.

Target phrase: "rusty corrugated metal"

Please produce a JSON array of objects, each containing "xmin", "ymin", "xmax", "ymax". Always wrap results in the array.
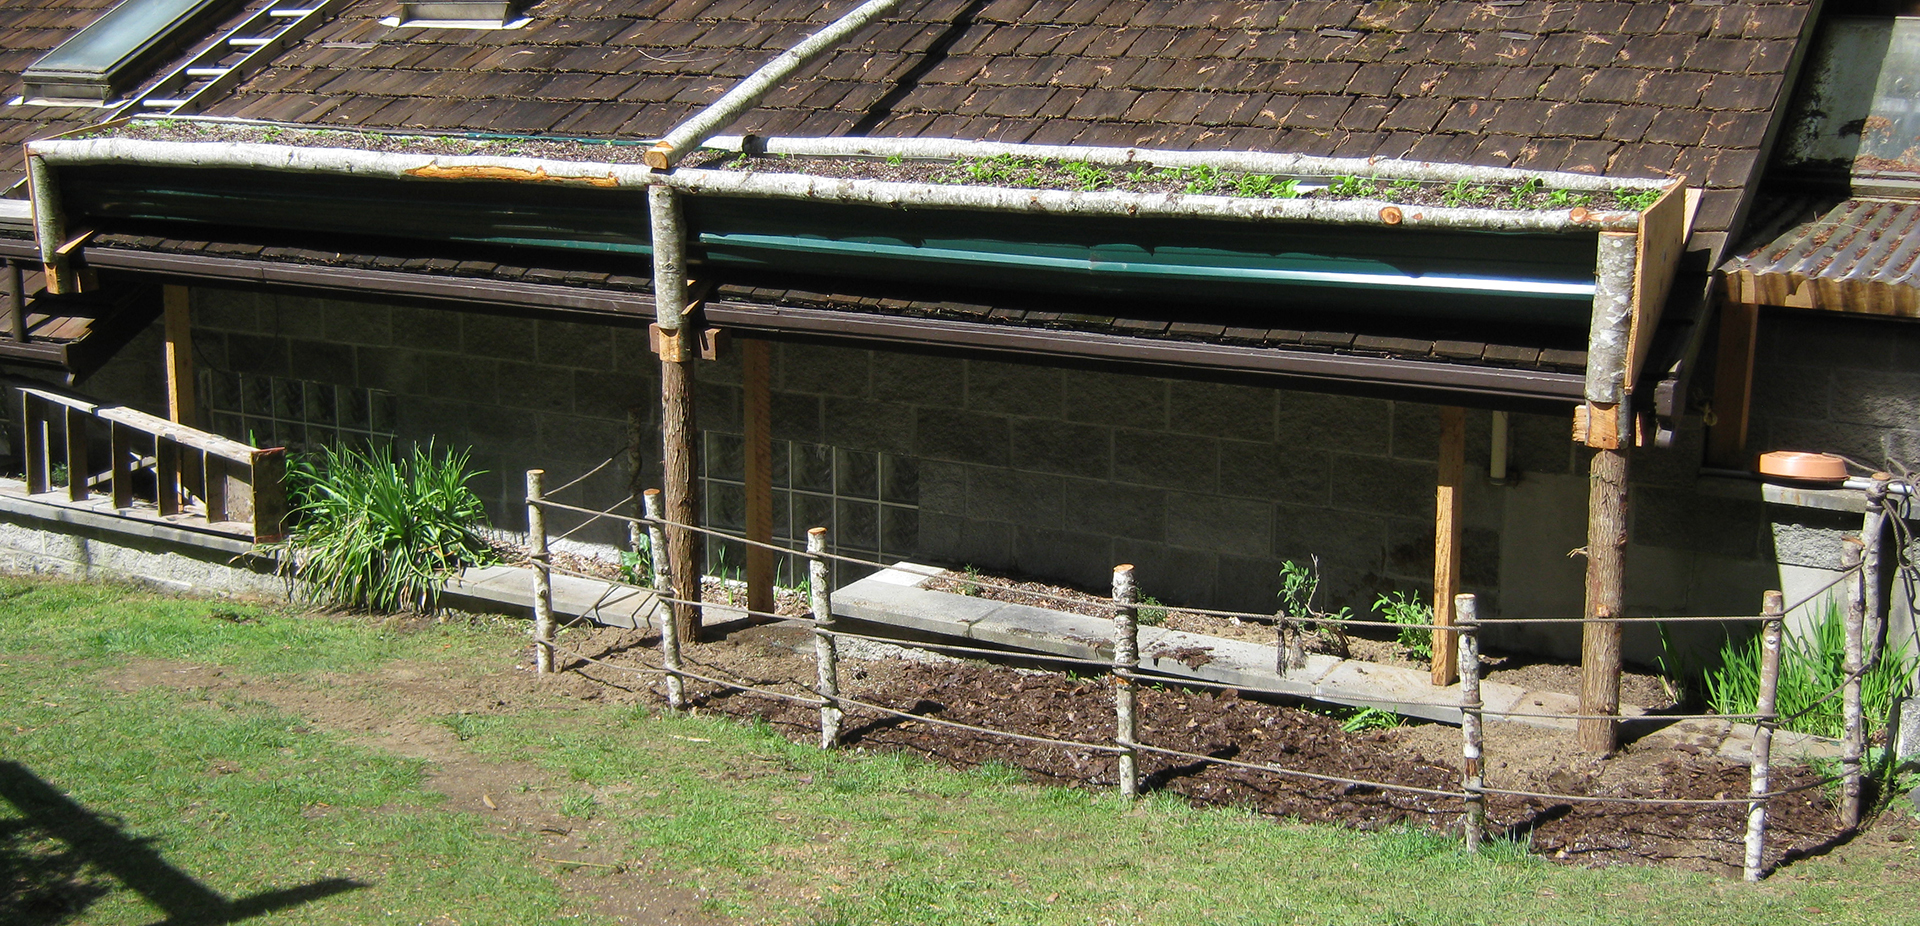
[{"xmin": 1720, "ymin": 198, "xmax": 1920, "ymax": 315}]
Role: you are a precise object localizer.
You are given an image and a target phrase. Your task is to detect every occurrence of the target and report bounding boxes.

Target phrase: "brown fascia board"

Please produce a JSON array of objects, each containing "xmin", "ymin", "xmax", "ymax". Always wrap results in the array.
[{"xmin": 77, "ymin": 244, "xmax": 1584, "ymax": 408}]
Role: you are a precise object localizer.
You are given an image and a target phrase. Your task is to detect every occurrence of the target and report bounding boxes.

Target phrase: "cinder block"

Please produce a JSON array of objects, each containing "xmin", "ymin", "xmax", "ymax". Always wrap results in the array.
[
  {"xmin": 1277, "ymin": 392, "xmax": 1391, "ymax": 455},
  {"xmin": 1063, "ymin": 369, "xmax": 1168, "ymax": 428},
  {"xmin": 1168, "ymin": 380, "xmax": 1277, "ymax": 441},
  {"xmin": 967, "ymin": 360, "xmax": 1061, "ymax": 416},
  {"xmin": 916, "ymin": 408, "xmax": 1010, "ymax": 466},
  {"xmin": 1113, "ymin": 429, "xmax": 1217, "ymax": 491}
]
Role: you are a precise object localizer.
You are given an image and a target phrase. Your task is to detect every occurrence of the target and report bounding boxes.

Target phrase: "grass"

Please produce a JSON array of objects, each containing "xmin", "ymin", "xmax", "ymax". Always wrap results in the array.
[
  {"xmin": 2, "ymin": 574, "xmax": 1918, "ymax": 925},
  {"xmin": 1705, "ymin": 597, "xmax": 1916, "ymax": 740}
]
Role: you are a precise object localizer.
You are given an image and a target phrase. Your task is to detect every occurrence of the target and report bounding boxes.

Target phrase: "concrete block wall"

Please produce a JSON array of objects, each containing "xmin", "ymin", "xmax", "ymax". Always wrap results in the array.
[
  {"xmin": 1746, "ymin": 308, "xmax": 1920, "ymax": 472},
  {"xmin": 52, "ymin": 284, "xmax": 1909, "ymax": 668}
]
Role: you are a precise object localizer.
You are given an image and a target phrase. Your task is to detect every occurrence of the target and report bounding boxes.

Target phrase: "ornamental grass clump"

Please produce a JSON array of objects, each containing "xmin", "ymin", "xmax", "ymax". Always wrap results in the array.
[
  {"xmin": 1706, "ymin": 598, "xmax": 1916, "ymax": 740},
  {"xmin": 279, "ymin": 442, "xmax": 495, "ymax": 614}
]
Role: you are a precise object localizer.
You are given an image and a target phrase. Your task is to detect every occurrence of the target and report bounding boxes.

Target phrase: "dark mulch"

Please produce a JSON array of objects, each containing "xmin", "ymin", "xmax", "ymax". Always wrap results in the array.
[{"xmin": 671, "ymin": 654, "xmax": 1841, "ymax": 876}]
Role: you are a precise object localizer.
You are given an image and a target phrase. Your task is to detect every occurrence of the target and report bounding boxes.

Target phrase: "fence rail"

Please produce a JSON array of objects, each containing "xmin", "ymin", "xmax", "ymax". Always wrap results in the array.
[
  {"xmin": 3, "ymin": 375, "xmax": 286, "ymax": 541},
  {"xmin": 523, "ymin": 469, "xmax": 1875, "ymax": 883}
]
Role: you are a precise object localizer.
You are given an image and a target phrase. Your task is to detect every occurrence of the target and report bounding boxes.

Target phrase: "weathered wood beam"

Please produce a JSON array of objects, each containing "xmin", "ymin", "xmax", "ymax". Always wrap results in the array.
[
  {"xmin": 743, "ymin": 336, "xmax": 774, "ymax": 619},
  {"xmin": 1432, "ymin": 405, "xmax": 1465, "ymax": 686},
  {"xmin": 1706, "ymin": 298, "xmax": 1759, "ymax": 468},
  {"xmin": 163, "ymin": 284, "xmax": 195, "ymax": 426}
]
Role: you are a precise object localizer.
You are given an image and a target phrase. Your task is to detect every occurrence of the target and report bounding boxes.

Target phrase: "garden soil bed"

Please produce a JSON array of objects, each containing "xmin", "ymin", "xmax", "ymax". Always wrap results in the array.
[{"xmin": 558, "ymin": 610, "xmax": 1853, "ymax": 878}]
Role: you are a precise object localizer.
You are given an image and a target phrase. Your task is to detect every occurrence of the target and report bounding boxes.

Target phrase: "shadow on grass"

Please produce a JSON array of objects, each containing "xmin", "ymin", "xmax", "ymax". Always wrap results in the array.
[{"xmin": 0, "ymin": 761, "xmax": 365, "ymax": 925}]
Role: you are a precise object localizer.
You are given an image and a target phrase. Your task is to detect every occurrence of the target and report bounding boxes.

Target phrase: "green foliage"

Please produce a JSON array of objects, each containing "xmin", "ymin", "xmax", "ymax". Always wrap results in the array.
[
  {"xmin": 1340, "ymin": 706, "xmax": 1403, "ymax": 732},
  {"xmin": 276, "ymin": 442, "xmax": 495, "ymax": 614},
  {"xmin": 1546, "ymin": 188, "xmax": 1596, "ymax": 209},
  {"xmin": 953, "ymin": 563, "xmax": 984, "ymax": 597},
  {"xmin": 1705, "ymin": 598, "xmax": 1916, "ymax": 740},
  {"xmin": 1506, "ymin": 177, "xmax": 1544, "ymax": 208},
  {"xmin": 1326, "ymin": 174, "xmax": 1382, "ymax": 198},
  {"xmin": 1440, "ymin": 178, "xmax": 1492, "ymax": 207},
  {"xmin": 1276, "ymin": 559, "xmax": 1349, "ymax": 622},
  {"xmin": 1373, "ymin": 591, "xmax": 1434, "ymax": 661},
  {"xmin": 619, "ymin": 534, "xmax": 653, "ymax": 587},
  {"xmin": 1615, "ymin": 187, "xmax": 1665, "ymax": 211},
  {"xmin": 1138, "ymin": 595, "xmax": 1168, "ymax": 627}
]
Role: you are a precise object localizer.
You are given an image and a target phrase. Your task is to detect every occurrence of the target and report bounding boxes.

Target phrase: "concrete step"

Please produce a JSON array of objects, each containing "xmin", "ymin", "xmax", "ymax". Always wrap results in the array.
[{"xmin": 445, "ymin": 563, "xmax": 662, "ymax": 630}]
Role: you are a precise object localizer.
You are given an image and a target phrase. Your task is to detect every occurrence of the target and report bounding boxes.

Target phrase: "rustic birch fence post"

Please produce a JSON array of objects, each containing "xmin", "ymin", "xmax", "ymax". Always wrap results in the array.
[
  {"xmin": 527, "ymin": 469, "xmax": 554, "ymax": 675},
  {"xmin": 644, "ymin": 488, "xmax": 684, "ymax": 709},
  {"xmin": 1112, "ymin": 564, "xmax": 1139, "ymax": 799},
  {"xmin": 1863, "ymin": 475, "xmax": 1890, "ymax": 666},
  {"xmin": 808, "ymin": 526, "xmax": 841, "ymax": 748},
  {"xmin": 1842, "ymin": 538, "xmax": 1867, "ymax": 831},
  {"xmin": 1745, "ymin": 590, "xmax": 1785, "ymax": 882},
  {"xmin": 1456, "ymin": 593, "xmax": 1484, "ymax": 852}
]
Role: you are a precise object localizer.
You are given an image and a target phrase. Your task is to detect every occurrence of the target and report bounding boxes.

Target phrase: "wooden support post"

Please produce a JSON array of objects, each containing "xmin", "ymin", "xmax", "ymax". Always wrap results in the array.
[
  {"xmin": 1112, "ymin": 564, "xmax": 1140, "ymax": 799},
  {"xmin": 644, "ymin": 489, "xmax": 685, "ymax": 709},
  {"xmin": 1578, "ymin": 446, "xmax": 1629, "ymax": 754},
  {"xmin": 1706, "ymin": 299, "xmax": 1760, "ymax": 468},
  {"xmin": 163, "ymin": 285, "xmax": 195, "ymax": 426},
  {"xmin": 5, "ymin": 261, "xmax": 25, "ymax": 342},
  {"xmin": 23, "ymin": 393, "xmax": 48, "ymax": 495},
  {"xmin": 63, "ymin": 406, "xmax": 87, "ymax": 502},
  {"xmin": 743, "ymin": 338, "xmax": 775, "ymax": 617},
  {"xmin": 109, "ymin": 422, "xmax": 132, "ymax": 509},
  {"xmin": 651, "ymin": 184, "xmax": 704, "ymax": 645},
  {"xmin": 1745, "ymin": 590, "xmax": 1784, "ymax": 882},
  {"xmin": 528, "ymin": 470, "xmax": 555, "ymax": 675},
  {"xmin": 1433, "ymin": 405, "xmax": 1465, "ymax": 686},
  {"xmin": 1842, "ymin": 537, "xmax": 1866, "ymax": 831},
  {"xmin": 1457, "ymin": 593, "xmax": 1483, "ymax": 852},
  {"xmin": 809, "ymin": 527, "xmax": 841, "ymax": 748},
  {"xmin": 156, "ymin": 440, "xmax": 180, "ymax": 516}
]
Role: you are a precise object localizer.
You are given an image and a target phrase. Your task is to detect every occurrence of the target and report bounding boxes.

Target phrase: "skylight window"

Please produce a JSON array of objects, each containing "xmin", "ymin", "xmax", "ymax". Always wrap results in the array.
[
  {"xmin": 386, "ymin": 0, "xmax": 529, "ymax": 28},
  {"xmin": 21, "ymin": 0, "xmax": 241, "ymax": 104}
]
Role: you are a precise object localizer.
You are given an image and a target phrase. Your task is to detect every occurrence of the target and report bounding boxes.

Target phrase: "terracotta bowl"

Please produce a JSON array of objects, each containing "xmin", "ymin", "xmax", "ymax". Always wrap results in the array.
[{"xmin": 1757, "ymin": 451, "xmax": 1848, "ymax": 483}]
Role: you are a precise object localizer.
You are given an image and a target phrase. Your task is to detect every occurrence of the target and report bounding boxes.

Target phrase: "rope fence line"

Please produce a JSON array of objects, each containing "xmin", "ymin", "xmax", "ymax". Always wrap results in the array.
[{"xmin": 519, "ymin": 469, "xmax": 1880, "ymax": 880}]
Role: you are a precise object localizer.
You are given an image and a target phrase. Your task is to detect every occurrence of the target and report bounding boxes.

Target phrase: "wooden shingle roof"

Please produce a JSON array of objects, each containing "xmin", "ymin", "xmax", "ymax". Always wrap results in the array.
[{"xmin": 195, "ymin": 0, "xmax": 1818, "ymax": 249}]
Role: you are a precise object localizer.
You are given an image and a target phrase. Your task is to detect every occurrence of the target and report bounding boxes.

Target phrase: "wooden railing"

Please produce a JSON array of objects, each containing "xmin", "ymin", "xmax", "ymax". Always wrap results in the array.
[{"xmin": 3, "ymin": 376, "xmax": 286, "ymax": 541}]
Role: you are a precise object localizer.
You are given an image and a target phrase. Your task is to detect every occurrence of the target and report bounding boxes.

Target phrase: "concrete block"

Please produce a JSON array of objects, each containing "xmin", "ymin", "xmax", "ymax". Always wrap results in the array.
[
  {"xmin": 1165, "ymin": 492, "xmax": 1273, "ymax": 555},
  {"xmin": 1218, "ymin": 441, "xmax": 1330, "ymax": 505},
  {"xmin": 1167, "ymin": 380, "xmax": 1276, "ymax": 441},
  {"xmin": 1062, "ymin": 478, "xmax": 1164, "ymax": 541},
  {"xmin": 571, "ymin": 369, "xmax": 655, "ymax": 422},
  {"xmin": 1632, "ymin": 485, "xmax": 1764, "ymax": 559},
  {"xmin": 288, "ymin": 339, "xmax": 357, "ymax": 385},
  {"xmin": 268, "ymin": 295, "xmax": 330, "ymax": 340},
  {"xmin": 1769, "ymin": 510, "xmax": 1857, "ymax": 570},
  {"xmin": 1277, "ymin": 392, "xmax": 1391, "ymax": 455},
  {"xmin": 771, "ymin": 393, "xmax": 823, "ymax": 442},
  {"xmin": 494, "ymin": 362, "xmax": 575, "ymax": 415},
  {"xmin": 323, "ymin": 301, "xmax": 394, "ymax": 347},
  {"xmin": 779, "ymin": 343, "xmax": 870, "ymax": 396},
  {"xmin": 1328, "ymin": 453, "xmax": 1436, "ymax": 519},
  {"xmin": 1063, "ymin": 369, "xmax": 1167, "ymax": 429},
  {"xmin": 1112, "ymin": 429, "xmax": 1217, "ymax": 491},
  {"xmin": 1216, "ymin": 553, "xmax": 1284, "ymax": 613},
  {"xmin": 1507, "ymin": 411, "xmax": 1573, "ymax": 476},
  {"xmin": 223, "ymin": 333, "xmax": 291, "ymax": 377},
  {"xmin": 1390, "ymin": 402, "xmax": 1441, "ymax": 462},
  {"xmin": 1112, "ymin": 542, "xmax": 1217, "ymax": 604},
  {"xmin": 917, "ymin": 460, "xmax": 967, "ymax": 514},
  {"xmin": 1010, "ymin": 419, "xmax": 1112, "ymax": 479},
  {"xmin": 190, "ymin": 287, "xmax": 262, "ymax": 333},
  {"xmin": 916, "ymin": 513, "xmax": 1013, "ymax": 568},
  {"xmin": 1012, "ymin": 525, "xmax": 1114, "ymax": 589},
  {"xmin": 824, "ymin": 397, "xmax": 915, "ymax": 454},
  {"xmin": 915, "ymin": 408, "xmax": 1010, "ymax": 466},
  {"xmin": 461, "ymin": 314, "xmax": 537, "ymax": 361},
  {"xmin": 1896, "ymin": 696, "xmax": 1920, "ymax": 770},
  {"xmin": 872, "ymin": 350, "xmax": 964, "ymax": 407},
  {"xmin": 391, "ymin": 303, "xmax": 468, "ymax": 352},
  {"xmin": 968, "ymin": 360, "xmax": 1061, "ymax": 416},
  {"xmin": 1274, "ymin": 503, "xmax": 1386, "ymax": 574},
  {"xmin": 536, "ymin": 318, "xmax": 616, "ymax": 371},
  {"xmin": 1830, "ymin": 369, "xmax": 1920, "ymax": 430},
  {"xmin": 695, "ymin": 383, "xmax": 742, "ymax": 431},
  {"xmin": 969, "ymin": 467, "xmax": 1064, "ymax": 527}
]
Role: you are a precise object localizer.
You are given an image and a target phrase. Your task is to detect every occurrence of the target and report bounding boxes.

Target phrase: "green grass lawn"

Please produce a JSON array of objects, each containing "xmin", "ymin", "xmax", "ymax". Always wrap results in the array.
[{"xmin": 2, "ymin": 574, "xmax": 1917, "ymax": 925}]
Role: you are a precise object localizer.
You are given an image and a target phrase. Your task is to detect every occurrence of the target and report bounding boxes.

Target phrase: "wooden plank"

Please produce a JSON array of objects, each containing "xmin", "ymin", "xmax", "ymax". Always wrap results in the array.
[
  {"xmin": 249, "ymin": 448, "xmax": 287, "ymax": 541},
  {"xmin": 1431, "ymin": 405, "xmax": 1464, "ymax": 687},
  {"xmin": 110, "ymin": 422, "xmax": 133, "ymax": 509},
  {"xmin": 1706, "ymin": 299, "xmax": 1759, "ymax": 468},
  {"xmin": 157, "ymin": 439, "xmax": 180, "ymax": 516},
  {"xmin": 204, "ymin": 454, "xmax": 228, "ymax": 523},
  {"xmin": 23, "ymin": 394, "xmax": 48, "ymax": 495},
  {"xmin": 743, "ymin": 337, "xmax": 775, "ymax": 619},
  {"xmin": 163, "ymin": 284, "xmax": 196, "ymax": 426},
  {"xmin": 64, "ymin": 406, "xmax": 88, "ymax": 502},
  {"xmin": 1573, "ymin": 401, "xmax": 1622, "ymax": 450},
  {"xmin": 1625, "ymin": 182, "xmax": 1689, "ymax": 391}
]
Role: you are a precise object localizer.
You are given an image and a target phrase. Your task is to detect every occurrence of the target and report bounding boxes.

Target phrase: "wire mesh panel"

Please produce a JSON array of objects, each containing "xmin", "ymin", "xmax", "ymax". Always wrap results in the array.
[{"xmin": 701, "ymin": 431, "xmax": 918, "ymax": 587}]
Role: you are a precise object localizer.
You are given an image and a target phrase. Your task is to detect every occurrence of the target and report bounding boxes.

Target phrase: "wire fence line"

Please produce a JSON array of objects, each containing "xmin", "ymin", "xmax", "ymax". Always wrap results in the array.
[{"xmin": 519, "ymin": 470, "xmax": 1873, "ymax": 880}]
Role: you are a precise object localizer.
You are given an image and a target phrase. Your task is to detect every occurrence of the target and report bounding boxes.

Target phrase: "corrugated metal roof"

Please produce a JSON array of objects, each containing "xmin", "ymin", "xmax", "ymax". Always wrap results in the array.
[{"xmin": 1720, "ymin": 198, "xmax": 1920, "ymax": 315}]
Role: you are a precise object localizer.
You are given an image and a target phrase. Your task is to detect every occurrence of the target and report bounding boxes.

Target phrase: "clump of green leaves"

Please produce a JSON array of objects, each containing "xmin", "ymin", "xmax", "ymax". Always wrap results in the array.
[
  {"xmin": 275, "ymin": 442, "xmax": 495, "ymax": 613},
  {"xmin": 1325, "ymin": 174, "xmax": 1381, "ymax": 198},
  {"xmin": 619, "ymin": 533, "xmax": 653, "ymax": 587},
  {"xmin": 1705, "ymin": 598, "xmax": 1916, "ymax": 740},
  {"xmin": 1615, "ymin": 187, "xmax": 1664, "ymax": 211},
  {"xmin": 1276, "ymin": 558, "xmax": 1352, "ymax": 668},
  {"xmin": 1340, "ymin": 706, "xmax": 1404, "ymax": 732},
  {"xmin": 1440, "ymin": 178, "xmax": 1492, "ymax": 207},
  {"xmin": 1138, "ymin": 595, "xmax": 1168, "ymax": 627},
  {"xmin": 1373, "ymin": 591, "xmax": 1433, "ymax": 661}
]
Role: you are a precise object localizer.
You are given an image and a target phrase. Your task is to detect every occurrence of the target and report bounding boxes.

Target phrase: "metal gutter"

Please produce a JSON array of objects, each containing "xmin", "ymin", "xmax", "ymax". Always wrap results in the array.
[{"xmin": 74, "ymin": 243, "xmax": 1583, "ymax": 404}]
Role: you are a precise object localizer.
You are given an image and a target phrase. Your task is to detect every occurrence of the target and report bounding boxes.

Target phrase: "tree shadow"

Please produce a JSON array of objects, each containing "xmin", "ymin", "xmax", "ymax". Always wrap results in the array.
[{"xmin": 0, "ymin": 761, "xmax": 365, "ymax": 925}]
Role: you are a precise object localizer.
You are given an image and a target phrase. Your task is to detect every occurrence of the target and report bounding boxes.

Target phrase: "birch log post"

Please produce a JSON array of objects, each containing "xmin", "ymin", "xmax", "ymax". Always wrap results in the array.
[
  {"xmin": 645, "ymin": 488, "xmax": 684, "ymax": 709},
  {"xmin": 1842, "ymin": 537, "xmax": 1866, "ymax": 831},
  {"xmin": 651, "ymin": 183, "xmax": 703, "ymax": 645},
  {"xmin": 527, "ymin": 469, "xmax": 555, "ymax": 675},
  {"xmin": 1745, "ymin": 590, "xmax": 1784, "ymax": 882},
  {"xmin": 6, "ymin": 260, "xmax": 26, "ymax": 342},
  {"xmin": 1112, "ymin": 564, "xmax": 1140, "ymax": 799},
  {"xmin": 808, "ymin": 527, "xmax": 841, "ymax": 748},
  {"xmin": 1457, "ymin": 593, "xmax": 1484, "ymax": 852},
  {"xmin": 1579, "ymin": 446, "xmax": 1630, "ymax": 754},
  {"xmin": 1863, "ymin": 475, "xmax": 1890, "ymax": 666}
]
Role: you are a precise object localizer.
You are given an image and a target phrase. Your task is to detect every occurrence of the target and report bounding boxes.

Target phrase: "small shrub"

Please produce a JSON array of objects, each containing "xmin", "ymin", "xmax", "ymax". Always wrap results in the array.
[
  {"xmin": 618, "ymin": 535, "xmax": 652, "ymax": 587},
  {"xmin": 1138, "ymin": 595, "xmax": 1168, "ymax": 627},
  {"xmin": 1373, "ymin": 591, "xmax": 1433, "ymax": 661},
  {"xmin": 1340, "ymin": 706, "xmax": 1403, "ymax": 732},
  {"xmin": 276, "ymin": 442, "xmax": 495, "ymax": 614},
  {"xmin": 1705, "ymin": 598, "xmax": 1916, "ymax": 740}
]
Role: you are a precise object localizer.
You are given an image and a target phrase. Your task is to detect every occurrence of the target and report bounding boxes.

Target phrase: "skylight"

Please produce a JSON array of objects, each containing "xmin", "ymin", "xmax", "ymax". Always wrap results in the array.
[
  {"xmin": 21, "ymin": 0, "xmax": 242, "ymax": 104},
  {"xmin": 388, "ymin": 0, "xmax": 529, "ymax": 28}
]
